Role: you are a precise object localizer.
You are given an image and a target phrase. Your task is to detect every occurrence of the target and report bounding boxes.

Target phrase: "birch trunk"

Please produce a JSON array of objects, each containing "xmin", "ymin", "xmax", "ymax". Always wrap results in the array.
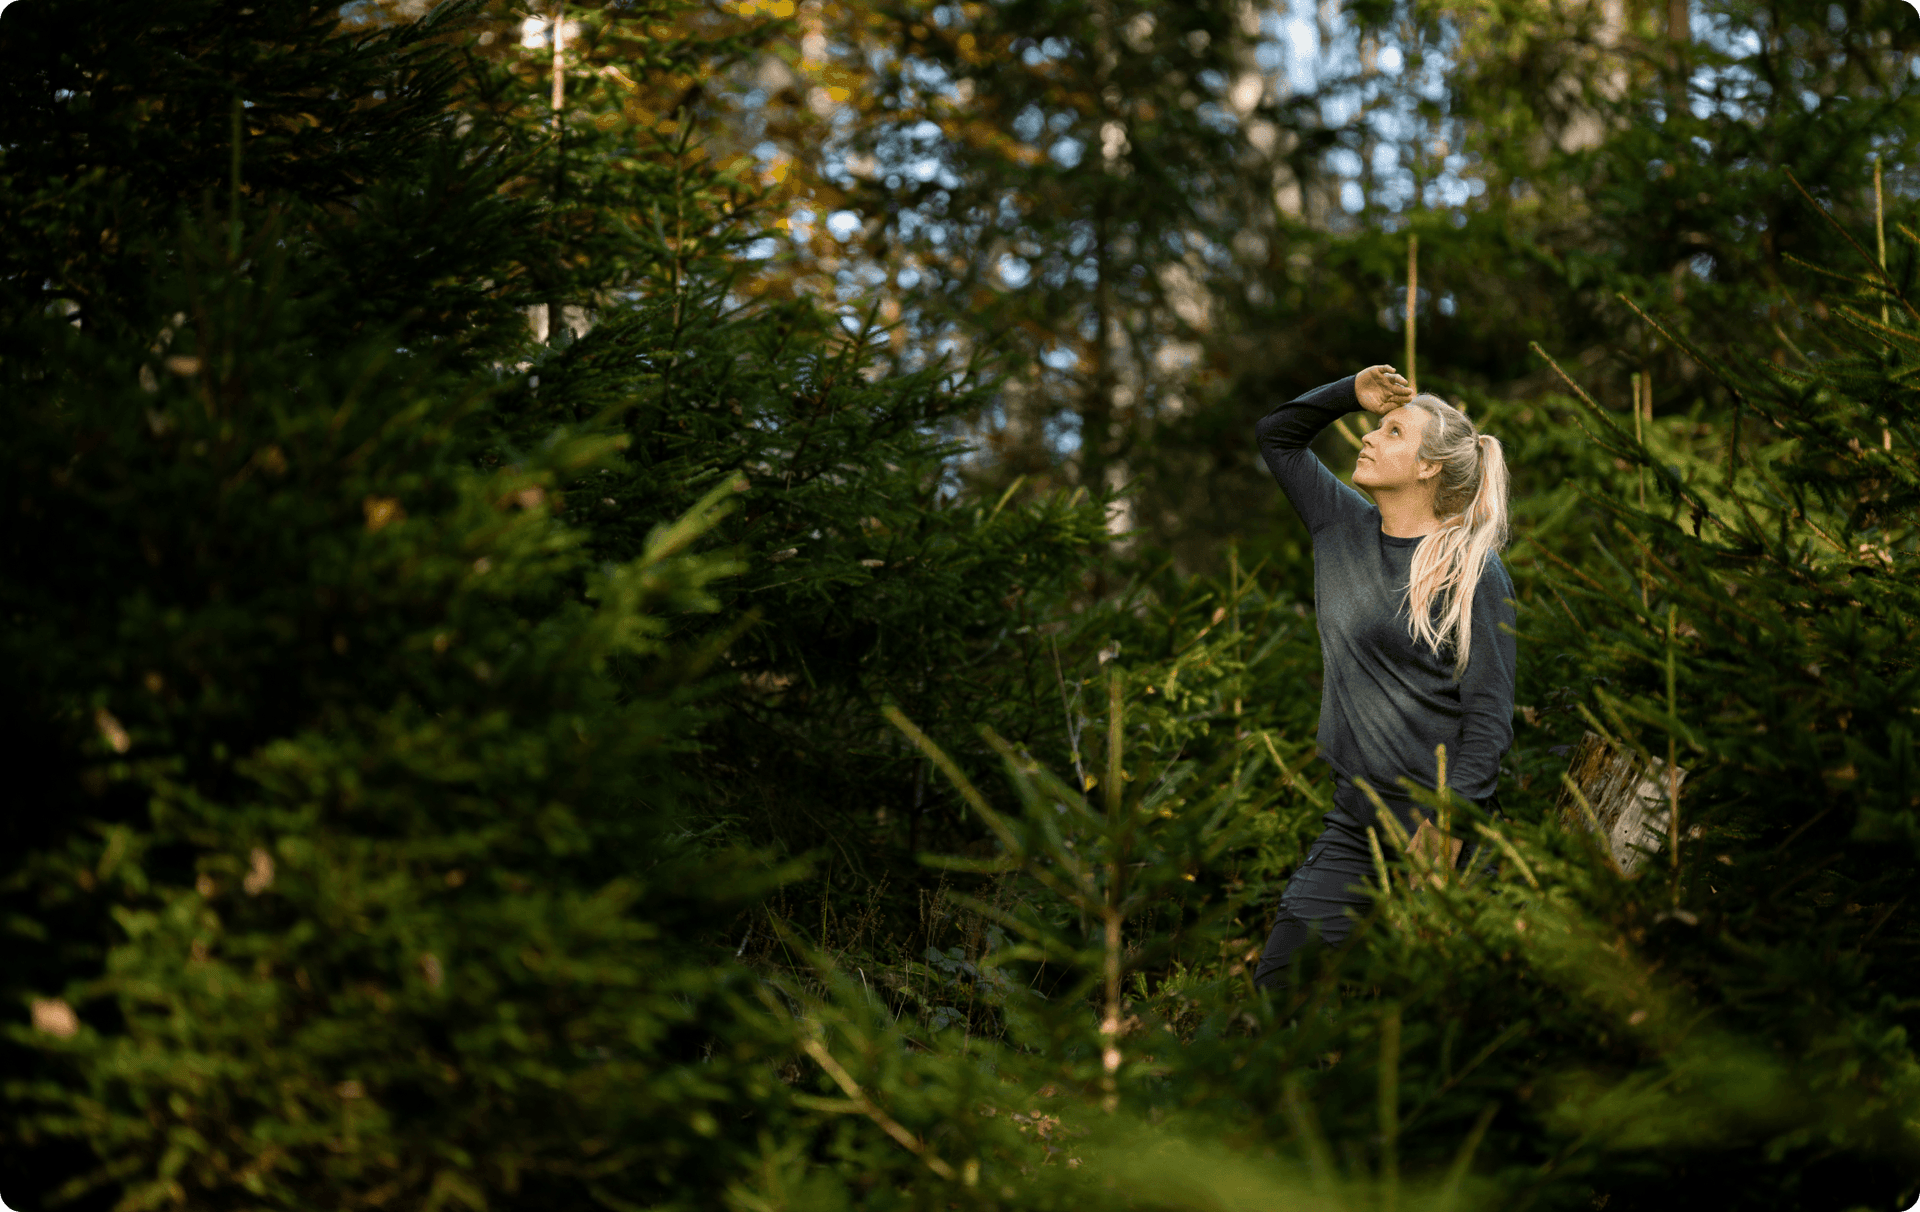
[{"xmin": 1558, "ymin": 731, "xmax": 1686, "ymax": 876}]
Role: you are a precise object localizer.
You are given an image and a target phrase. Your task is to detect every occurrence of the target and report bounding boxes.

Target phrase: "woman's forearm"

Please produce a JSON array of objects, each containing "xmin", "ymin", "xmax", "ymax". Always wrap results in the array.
[
  {"xmin": 1254, "ymin": 376, "xmax": 1363, "ymax": 534},
  {"xmin": 1254, "ymin": 376, "xmax": 1359, "ymax": 452}
]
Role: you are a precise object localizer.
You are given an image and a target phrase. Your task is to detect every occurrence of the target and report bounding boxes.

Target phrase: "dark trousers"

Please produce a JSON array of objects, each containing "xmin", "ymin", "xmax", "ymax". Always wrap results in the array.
[{"xmin": 1252, "ymin": 782, "xmax": 1481, "ymax": 989}]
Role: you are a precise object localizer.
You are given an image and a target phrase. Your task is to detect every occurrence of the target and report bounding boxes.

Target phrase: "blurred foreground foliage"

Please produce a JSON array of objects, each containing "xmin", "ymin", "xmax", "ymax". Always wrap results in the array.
[{"xmin": 1, "ymin": 2, "xmax": 1918, "ymax": 1211}]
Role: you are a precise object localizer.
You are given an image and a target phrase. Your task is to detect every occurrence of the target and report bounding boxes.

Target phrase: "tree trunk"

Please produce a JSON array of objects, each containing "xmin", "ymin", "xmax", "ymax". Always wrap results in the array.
[
  {"xmin": 1557, "ymin": 731, "xmax": 1687, "ymax": 875},
  {"xmin": 1082, "ymin": 207, "xmax": 1114, "ymax": 502},
  {"xmin": 546, "ymin": 0, "xmax": 570, "ymax": 349}
]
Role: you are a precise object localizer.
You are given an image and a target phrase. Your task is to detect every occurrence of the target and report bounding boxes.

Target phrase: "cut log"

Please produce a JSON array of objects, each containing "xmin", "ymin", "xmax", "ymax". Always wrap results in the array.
[{"xmin": 1557, "ymin": 732, "xmax": 1687, "ymax": 876}]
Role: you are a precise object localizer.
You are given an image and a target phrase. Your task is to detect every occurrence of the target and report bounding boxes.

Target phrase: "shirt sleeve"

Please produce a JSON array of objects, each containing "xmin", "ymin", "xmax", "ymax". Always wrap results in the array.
[
  {"xmin": 1254, "ymin": 376, "xmax": 1376, "ymax": 535},
  {"xmin": 1450, "ymin": 555, "xmax": 1518, "ymax": 802}
]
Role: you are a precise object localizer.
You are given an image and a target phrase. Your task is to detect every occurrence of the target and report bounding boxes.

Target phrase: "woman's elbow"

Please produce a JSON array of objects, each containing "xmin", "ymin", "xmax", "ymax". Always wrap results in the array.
[{"xmin": 1254, "ymin": 411, "xmax": 1290, "ymax": 450}]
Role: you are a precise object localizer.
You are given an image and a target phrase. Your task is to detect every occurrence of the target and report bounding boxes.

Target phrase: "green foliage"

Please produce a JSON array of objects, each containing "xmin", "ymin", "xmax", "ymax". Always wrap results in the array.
[
  {"xmin": 0, "ymin": 5, "xmax": 798, "ymax": 1207},
  {"xmin": 0, "ymin": 0, "xmax": 535, "ymax": 360},
  {"xmin": 1487, "ymin": 219, "xmax": 1920, "ymax": 1201},
  {"xmin": 0, "ymin": 203, "xmax": 808, "ymax": 1212},
  {"xmin": 451, "ymin": 0, "xmax": 776, "ymax": 315},
  {"xmin": 494, "ymin": 284, "xmax": 1111, "ymax": 882},
  {"xmin": 722, "ymin": 225, "xmax": 1920, "ymax": 1212}
]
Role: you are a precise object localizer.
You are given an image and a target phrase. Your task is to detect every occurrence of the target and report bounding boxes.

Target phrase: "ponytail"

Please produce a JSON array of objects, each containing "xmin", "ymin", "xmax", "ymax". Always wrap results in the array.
[{"xmin": 1401, "ymin": 397, "xmax": 1510, "ymax": 679}]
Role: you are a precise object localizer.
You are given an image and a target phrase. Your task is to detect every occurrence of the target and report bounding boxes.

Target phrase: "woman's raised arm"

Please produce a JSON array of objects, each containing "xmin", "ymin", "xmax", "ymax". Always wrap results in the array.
[{"xmin": 1256, "ymin": 374, "xmax": 1378, "ymax": 535}]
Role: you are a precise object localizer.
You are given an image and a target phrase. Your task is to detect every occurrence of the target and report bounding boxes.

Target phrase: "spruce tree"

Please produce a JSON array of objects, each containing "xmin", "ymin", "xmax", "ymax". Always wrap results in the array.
[
  {"xmin": 515, "ymin": 286, "xmax": 1107, "ymax": 879},
  {"xmin": 0, "ymin": 4, "xmax": 799, "ymax": 1207},
  {"xmin": 437, "ymin": 2, "xmax": 1115, "ymax": 904}
]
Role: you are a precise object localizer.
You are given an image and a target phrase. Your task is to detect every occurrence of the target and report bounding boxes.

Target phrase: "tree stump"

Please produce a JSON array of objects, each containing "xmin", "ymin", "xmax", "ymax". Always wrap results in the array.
[{"xmin": 1557, "ymin": 732, "xmax": 1686, "ymax": 876}]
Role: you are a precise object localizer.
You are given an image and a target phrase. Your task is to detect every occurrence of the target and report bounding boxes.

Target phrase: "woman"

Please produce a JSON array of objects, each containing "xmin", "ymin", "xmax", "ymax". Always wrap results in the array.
[{"xmin": 1251, "ymin": 364, "xmax": 1515, "ymax": 988}]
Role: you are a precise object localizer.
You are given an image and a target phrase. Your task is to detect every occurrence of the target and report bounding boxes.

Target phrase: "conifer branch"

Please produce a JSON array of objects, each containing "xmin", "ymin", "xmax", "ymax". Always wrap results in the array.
[
  {"xmin": 1467, "ymin": 823, "xmax": 1539, "ymax": 889},
  {"xmin": 1532, "ymin": 341, "xmax": 1730, "ymax": 534},
  {"xmin": 1406, "ymin": 234, "xmax": 1419, "ymax": 391},
  {"xmin": 1784, "ymin": 168, "xmax": 1920, "ymax": 325},
  {"xmin": 1526, "ymin": 535, "xmax": 1612, "ymax": 594},
  {"xmin": 1548, "ymin": 583, "xmax": 1594, "ymax": 641},
  {"xmin": 1834, "ymin": 305, "xmax": 1920, "ymax": 351},
  {"xmin": 1438, "ymin": 1103, "xmax": 1500, "ymax": 1208},
  {"xmin": 1259, "ymin": 731, "xmax": 1327, "ymax": 809},
  {"xmin": 1790, "ymin": 510, "xmax": 1849, "ymax": 555},
  {"xmin": 1876, "ymin": 154, "xmax": 1889, "ymax": 328},
  {"xmin": 1279, "ymin": 901, "xmax": 1391, "ymax": 1022},
  {"xmin": 1560, "ymin": 773, "xmax": 1623, "ymax": 875},
  {"xmin": 799, "ymin": 1036, "xmax": 958, "ymax": 1181},
  {"xmin": 1366, "ymin": 825, "xmax": 1392, "ymax": 895},
  {"xmin": 1530, "ymin": 341, "xmax": 1613, "ymax": 427},
  {"xmin": 1612, "ymin": 295, "xmax": 1751, "ymax": 409},
  {"xmin": 1281, "ymin": 1079, "xmax": 1338, "ymax": 1195},
  {"xmin": 883, "ymin": 705, "xmax": 1018, "ymax": 852},
  {"xmin": 1402, "ymin": 1025, "xmax": 1527, "ymax": 1132},
  {"xmin": 1541, "ymin": 380, "xmax": 1682, "ymax": 515},
  {"xmin": 1378, "ymin": 1005, "xmax": 1402, "ymax": 1207},
  {"xmin": 1780, "ymin": 253, "xmax": 1877, "ymax": 287}
]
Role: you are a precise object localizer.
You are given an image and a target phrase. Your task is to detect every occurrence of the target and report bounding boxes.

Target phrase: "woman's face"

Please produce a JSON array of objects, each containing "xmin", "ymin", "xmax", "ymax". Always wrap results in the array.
[{"xmin": 1353, "ymin": 406, "xmax": 1437, "ymax": 494}]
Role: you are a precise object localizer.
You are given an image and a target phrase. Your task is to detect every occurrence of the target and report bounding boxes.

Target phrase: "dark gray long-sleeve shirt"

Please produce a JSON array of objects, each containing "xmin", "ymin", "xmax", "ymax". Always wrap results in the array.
[{"xmin": 1256, "ymin": 375, "xmax": 1516, "ymax": 804}]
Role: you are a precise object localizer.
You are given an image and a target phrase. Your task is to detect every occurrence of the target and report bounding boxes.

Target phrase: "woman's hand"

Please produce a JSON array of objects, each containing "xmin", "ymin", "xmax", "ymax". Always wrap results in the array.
[{"xmin": 1355, "ymin": 364, "xmax": 1414, "ymax": 416}]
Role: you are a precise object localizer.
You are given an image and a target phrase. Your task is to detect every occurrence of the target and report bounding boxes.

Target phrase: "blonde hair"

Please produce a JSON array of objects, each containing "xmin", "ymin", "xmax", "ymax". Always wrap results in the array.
[{"xmin": 1402, "ymin": 394, "xmax": 1509, "ymax": 679}]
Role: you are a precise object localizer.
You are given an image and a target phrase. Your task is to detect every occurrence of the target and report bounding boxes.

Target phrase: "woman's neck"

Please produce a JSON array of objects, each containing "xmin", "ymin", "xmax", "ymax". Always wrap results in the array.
[{"xmin": 1372, "ymin": 486, "xmax": 1443, "ymax": 538}]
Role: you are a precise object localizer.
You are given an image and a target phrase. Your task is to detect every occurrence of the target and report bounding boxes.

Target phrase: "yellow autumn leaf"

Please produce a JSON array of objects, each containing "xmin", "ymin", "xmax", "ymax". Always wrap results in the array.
[{"xmin": 363, "ymin": 496, "xmax": 404, "ymax": 532}]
